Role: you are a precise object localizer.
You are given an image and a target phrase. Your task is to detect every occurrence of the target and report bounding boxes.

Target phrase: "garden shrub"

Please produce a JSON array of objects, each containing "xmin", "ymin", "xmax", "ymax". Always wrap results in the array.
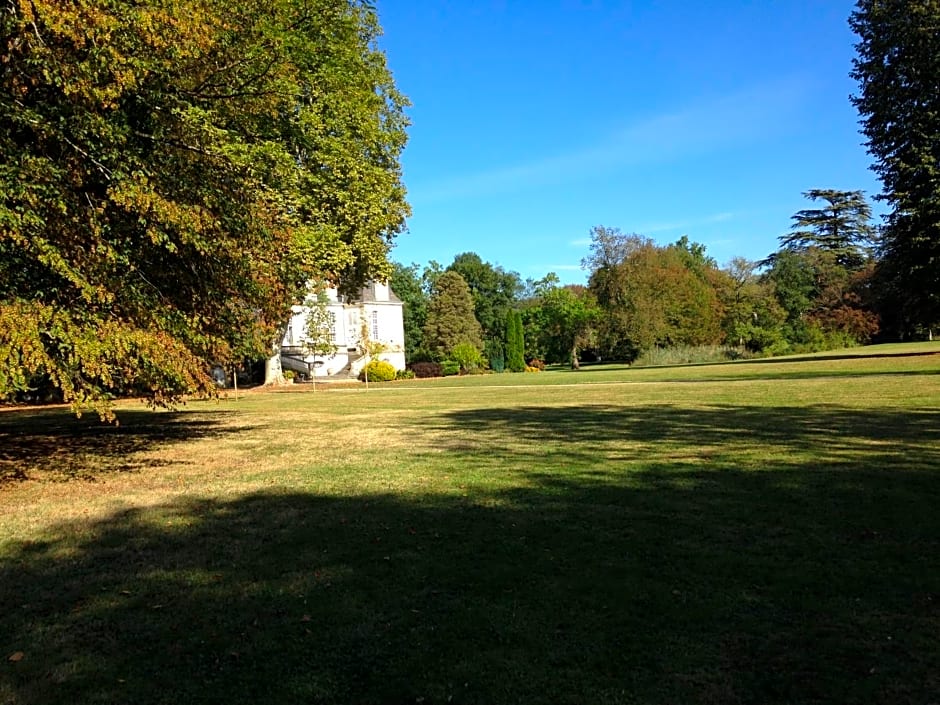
[
  {"xmin": 441, "ymin": 360, "xmax": 460, "ymax": 376},
  {"xmin": 395, "ymin": 369, "xmax": 416, "ymax": 380},
  {"xmin": 450, "ymin": 341, "xmax": 484, "ymax": 373},
  {"xmin": 358, "ymin": 359, "xmax": 396, "ymax": 382},
  {"xmin": 527, "ymin": 358, "xmax": 545, "ymax": 371},
  {"xmin": 408, "ymin": 361, "xmax": 442, "ymax": 378}
]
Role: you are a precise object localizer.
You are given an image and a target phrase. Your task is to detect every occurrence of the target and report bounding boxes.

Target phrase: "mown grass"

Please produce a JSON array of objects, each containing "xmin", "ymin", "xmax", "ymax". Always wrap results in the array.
[{"xmin": 2, "ymin": 342, "xmax": 939, "ymax": 704}]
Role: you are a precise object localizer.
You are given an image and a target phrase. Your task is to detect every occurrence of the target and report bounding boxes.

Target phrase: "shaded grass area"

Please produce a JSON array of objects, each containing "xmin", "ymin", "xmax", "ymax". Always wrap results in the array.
[
  {"xmin": 0, "ymin": 409, "xmax": 258, "ymax": 484},
  {"xmin": 2, "ymin": 349, "xmax": 940, "ymax": 704}
]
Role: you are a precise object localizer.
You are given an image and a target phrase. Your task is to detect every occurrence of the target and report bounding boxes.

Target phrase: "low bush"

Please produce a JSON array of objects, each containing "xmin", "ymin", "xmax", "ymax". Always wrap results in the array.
[
  {"xmin": 634, "ymin": 345, "xmax": 732, "ymax": 367},
  {"xmin": 527, "ymin": 358, "xmax": 545, "ymax": 371},
  {"xmin": 408, "ymin": 361, "xmax": 442, "ymax": 378},
  {"xmin": 358, "ymin": 359, "xmax": 396, "ymax": 382},
  {"xmin": 450, "ymin": 342, "xmax": 484, "ymax": 374},
  {"xmin": 395, "ymin": 369, "xmax": 416, "ymax": 380},
  {"xmin": 441, "ymin": 360, "xmax": 460, "ymax": 376}
]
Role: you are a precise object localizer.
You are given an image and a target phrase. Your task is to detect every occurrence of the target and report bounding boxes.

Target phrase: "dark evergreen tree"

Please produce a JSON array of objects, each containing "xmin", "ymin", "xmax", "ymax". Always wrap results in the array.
[
  {"xmin": 851, "ymin": 0, "xmax": 940, "ymax": 335},
  {"xmin": 505, "ymin": 310, "xmax": 526, "ymax": 372},
  {"xmin": 778, "ymin": 189, "xmax": 876, "ymax": 268},
  {"xmin": 422, "ymin": 271, "xmax": 483, "ymax": 360}
]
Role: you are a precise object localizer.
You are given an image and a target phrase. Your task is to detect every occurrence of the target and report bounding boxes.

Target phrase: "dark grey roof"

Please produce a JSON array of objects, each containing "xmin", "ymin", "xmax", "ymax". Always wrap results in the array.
[{"xmin": 357, "ymin": 281, "xmax": 402, "ymax": 304}]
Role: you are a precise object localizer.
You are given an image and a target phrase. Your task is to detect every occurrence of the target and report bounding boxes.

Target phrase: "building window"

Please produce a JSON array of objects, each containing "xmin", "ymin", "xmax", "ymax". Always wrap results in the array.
[
  {"xmin": 371, "ymin": 310, "xmax": 379, "ymax": 340},
  {"xmin": 328, "ymin": 311, "xmax": 337, "ymax": 343}
]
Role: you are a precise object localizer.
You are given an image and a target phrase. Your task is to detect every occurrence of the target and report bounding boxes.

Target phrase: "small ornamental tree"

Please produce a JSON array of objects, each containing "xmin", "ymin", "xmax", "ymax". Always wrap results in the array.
[
  {"xmin": 451, "ymin": 341, "xmax": 484, "ymax": 374},
  {"xmin": 303, "ymin": 284, "xmax": 337, "ymax": 389}
]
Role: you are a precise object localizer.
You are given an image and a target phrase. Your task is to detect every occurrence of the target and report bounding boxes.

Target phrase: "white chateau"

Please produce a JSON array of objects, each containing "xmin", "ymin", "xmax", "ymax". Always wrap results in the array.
[{"xmin": 280, "ymin": 281, "xmax": 406, "ymax": 379}]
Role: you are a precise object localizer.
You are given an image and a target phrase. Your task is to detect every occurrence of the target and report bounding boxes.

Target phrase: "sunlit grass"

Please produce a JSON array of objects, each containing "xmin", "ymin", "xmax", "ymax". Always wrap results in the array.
[{"xmin": 1, "ymin": 342, "xmax": 939, "ymax": 704}]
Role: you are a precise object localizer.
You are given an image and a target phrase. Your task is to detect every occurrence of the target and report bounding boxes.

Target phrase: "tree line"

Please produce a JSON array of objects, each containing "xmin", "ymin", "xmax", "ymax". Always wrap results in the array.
[{"xmin": 389, "ymin": 188, "xmax": 894, "ymax": 371}]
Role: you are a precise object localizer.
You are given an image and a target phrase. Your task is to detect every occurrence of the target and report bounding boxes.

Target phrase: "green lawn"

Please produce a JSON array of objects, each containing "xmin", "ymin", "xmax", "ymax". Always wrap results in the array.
[{"xmin": 2, "ymin": 342, "xmax": 940, "ymax": 704}]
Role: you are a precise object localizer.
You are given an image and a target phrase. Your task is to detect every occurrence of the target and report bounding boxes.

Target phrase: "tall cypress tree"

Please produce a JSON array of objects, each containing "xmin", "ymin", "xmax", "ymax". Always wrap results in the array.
[{"xmin": 505, "ymin": 310, "xmax": 526, "ymax": 372}]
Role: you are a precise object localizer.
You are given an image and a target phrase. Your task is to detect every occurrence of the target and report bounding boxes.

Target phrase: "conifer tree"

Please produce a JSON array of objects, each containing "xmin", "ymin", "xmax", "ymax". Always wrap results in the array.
[
  {"xmin": 505, "ymin": 310, "xmax": 526, "ymax": 372},
  {"xmin": 851, "ymin": 0, "xmax": 940, "ymax": 333},
  {"xmin": 422, "ymin": 272, "xmax": 483, "ymax": 360}
]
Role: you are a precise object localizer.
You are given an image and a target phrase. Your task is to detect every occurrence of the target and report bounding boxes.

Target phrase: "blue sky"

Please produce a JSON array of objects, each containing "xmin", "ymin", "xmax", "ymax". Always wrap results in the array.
[{"xmin": 377, "ymin": 0, "xmax": 881, "ymax": 285}]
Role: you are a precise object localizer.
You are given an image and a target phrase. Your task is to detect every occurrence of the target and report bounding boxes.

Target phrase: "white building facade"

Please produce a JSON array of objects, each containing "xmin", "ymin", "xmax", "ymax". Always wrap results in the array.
[{"xmin": 280, "ymin": 281, "xmax": 406, "ymax": 379}]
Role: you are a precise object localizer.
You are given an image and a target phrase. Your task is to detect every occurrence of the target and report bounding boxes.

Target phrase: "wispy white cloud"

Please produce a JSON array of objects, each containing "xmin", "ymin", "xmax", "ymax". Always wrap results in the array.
[
  {"xmin": 544, "ymin": 264, "xmax": 583, "ymax": 271},
  {"xmin": 636, "ymin": 211, "xmax": 735, "ymax": 234},
  {"xmin": 411, "ymin": 78, "xmax": 809, "ymax": 204}
]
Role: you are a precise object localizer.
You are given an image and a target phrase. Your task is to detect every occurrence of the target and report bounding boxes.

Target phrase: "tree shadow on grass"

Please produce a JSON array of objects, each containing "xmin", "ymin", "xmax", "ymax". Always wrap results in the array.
[
  {"xmin": 571, "ymin": 348, "xmax": 940, "ymax": 379},
  {"xmin": 420, "ymin": 403, "xmax": 940, "ymax": 475},
  {"xmin": 0, "ymin": 409, "xmax": 258, "ymax": 484},
  {"xmin": 2, "ymin": 404, "xmax": 939, "ymax": 704}
]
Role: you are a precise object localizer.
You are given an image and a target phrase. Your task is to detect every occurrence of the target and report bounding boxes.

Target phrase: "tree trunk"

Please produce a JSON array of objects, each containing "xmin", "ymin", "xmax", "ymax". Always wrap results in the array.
[
  {"xmin": 570, "ymin": 346, "xmax": 580, "ymax": 370},
  {"xmin": 264, "ymin": 351, "xmax": 286, "ymax": 386},
  {"xmin": 263, "ymin": 326, "xmax": 290, "ymax": 386}
]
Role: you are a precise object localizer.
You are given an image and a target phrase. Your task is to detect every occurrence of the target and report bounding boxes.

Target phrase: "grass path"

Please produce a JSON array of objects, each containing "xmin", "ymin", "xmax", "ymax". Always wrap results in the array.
[{"xmin": 1, "ymin": 343, "xmax": 939, "ymax": 704}]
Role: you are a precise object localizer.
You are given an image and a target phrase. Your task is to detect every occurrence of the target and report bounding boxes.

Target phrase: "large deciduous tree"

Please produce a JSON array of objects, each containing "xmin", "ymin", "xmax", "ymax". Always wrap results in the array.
[
  {"xmin": 850, "ymin": 0, "xmax": 940, "ymax": 335},
  {"xmin": 584, "ymin": 228, "xmax": 723, "ymax": 359},
  {"xmin": 0, "ymin": 0, "xmax": 409, "ymax": 415},
  {"xmin": 537, "ymin": 285, "xmax": 600, "ymax": 369}
]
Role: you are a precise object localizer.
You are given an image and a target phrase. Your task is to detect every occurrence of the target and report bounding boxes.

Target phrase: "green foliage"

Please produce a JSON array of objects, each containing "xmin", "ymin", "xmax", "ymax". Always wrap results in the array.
[
  {"xmin": 777, "ymin": 189, "xmax": 876, "ymax": 268},
  {"xmin": 395, "ymin": 368, "xmax": 416, "ymax": 380},
  {"xmin": 450, "ymin": 342, "xmax": 484, "ymax": 374},
  {"xmin": 446, "ymin": 252, "xmax": 523, "ymax": 341},
  {"xmin": 0, "ymin": 0, "xmax": 409, "ymax": 415},
  {"xmin": 504, "ymin": 310, "xmax": 526, "ymax": 372},
  {"xmin": 534, "ymin": 285, "xmax": 601, "ymax": 369},
  {"xmin": 715, "ymin": 258, "xmax": 787, "ymax": 353},
  {"xmin": 584, "ymin": 228, "xmax": 722, "ymax": 359},
  {"xmin": 422, "ymin": 271, "xmax": 484, "ymax": 360},
  {"xmin": 484, "ymin": 339, "xmax": 505, "ymax": 373},
  {"xmin": 389, "ymin": 262, "xmax": 428, "ymax": 362},
  {"xmin": 762, "ymin": 192, "xmax": 882, "ymax": 349},
  {"xmin": 851, "ymin": 0, "xmax": 940, "ymax": 333},
  {"xmin": 358, "ymin": 359, "xmax": 396, "ymax": 383},
  {"xmin": 440, "ymin": 360, "xmax": 460, "ymax": 376},
  {"xmin": 303, "ymin": 284, "xmax": 337, "ymax": 362}
]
